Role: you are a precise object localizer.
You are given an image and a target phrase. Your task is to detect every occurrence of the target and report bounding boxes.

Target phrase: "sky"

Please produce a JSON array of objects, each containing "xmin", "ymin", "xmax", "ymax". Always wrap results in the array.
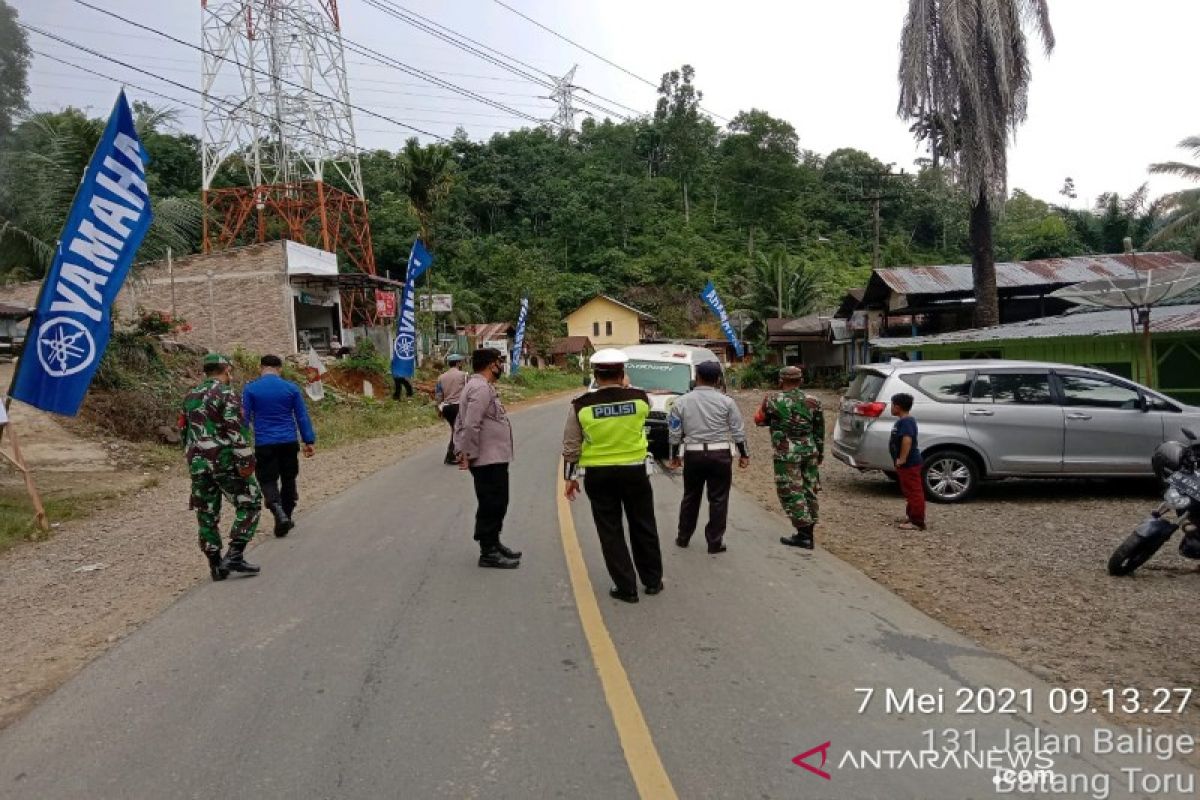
[{"xmin": 15, "ymin": 0, "xmax": 1199, "ymax": 208}]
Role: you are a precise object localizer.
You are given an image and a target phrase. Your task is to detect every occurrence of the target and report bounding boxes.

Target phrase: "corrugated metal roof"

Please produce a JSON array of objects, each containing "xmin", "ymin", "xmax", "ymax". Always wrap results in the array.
[
  {"xmin": 875, "ymin": 304, "xmax": 1200, "ymax": 348},
  {"xmin": 874, "ymin": 252, "xmax": 1197, "ymax": 296}
]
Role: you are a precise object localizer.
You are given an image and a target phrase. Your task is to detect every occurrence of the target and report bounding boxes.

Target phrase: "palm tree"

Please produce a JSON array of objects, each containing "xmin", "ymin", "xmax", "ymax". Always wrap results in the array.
[
  {"xmin": 0, "ymin": 106, "xmax": 199, "ymax": 278},
  {"xmin": 898, "ymin": 0, "xmax": 1055, "ymax": 327},
  {"xmin": 397, "ymin": 137, "xmax": 455, "ymax": 249},
  {"xmin": 750, "ymin": 248, "xmax": 822, "ymax": 320},
  {"xmin": 1148, "ymin": 136, "xmax": 1200, "ymax": 251}
]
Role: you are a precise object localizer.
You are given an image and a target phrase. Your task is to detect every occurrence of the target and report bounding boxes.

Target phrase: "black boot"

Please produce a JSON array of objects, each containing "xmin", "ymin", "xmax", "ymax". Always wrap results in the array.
[
  {"xmin": 780, "ymin": 525, "xmax": 815, "ymax": 549},
  {"xmin": 222, "ymin": 542, "xmax": 261, "ymax": 574},
  {"xmin": 270, "ymin": 502, "xmax": 294, "ymax": 538},
  {"xmin": 478, "ymin": 548, "xmax": 520, "ymax": 569},
  {"xmin": 206, "ymin": 549, "xmax": 228, "ymax": 582},
  {"xmin": 495, "ymin": 542, "xmax": 522, "ymax": 559}
]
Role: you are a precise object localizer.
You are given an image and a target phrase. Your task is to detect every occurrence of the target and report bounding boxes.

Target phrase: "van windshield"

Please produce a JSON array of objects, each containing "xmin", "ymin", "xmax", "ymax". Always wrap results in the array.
[{"xmin": 625, "ymin": 361, "xmax": 693, "ymax": 394}]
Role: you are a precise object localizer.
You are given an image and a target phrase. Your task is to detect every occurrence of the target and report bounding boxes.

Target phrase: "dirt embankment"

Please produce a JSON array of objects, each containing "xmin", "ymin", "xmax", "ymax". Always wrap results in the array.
[{"xmin": 732, "ymin": 389, "xmax": 1200, "ymax": 736}]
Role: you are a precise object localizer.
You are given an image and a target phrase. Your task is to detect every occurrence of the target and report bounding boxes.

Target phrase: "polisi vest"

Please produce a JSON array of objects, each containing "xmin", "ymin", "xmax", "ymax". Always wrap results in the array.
[{"xmin": 574, "ymin": 386, "xmax": 650, "ymax": 467}]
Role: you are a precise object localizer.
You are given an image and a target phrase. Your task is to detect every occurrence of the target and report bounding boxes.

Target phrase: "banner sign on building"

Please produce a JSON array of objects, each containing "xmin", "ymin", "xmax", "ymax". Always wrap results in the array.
[
  {"xmin": 12, "ymin": 92, "xmax": 154, "ymax": 416},
  {"xmin": 700, "ymin": 281, "xmax": 744, "ymax": 359},
  {"xmin": 375, "ymin": 289, "xmax": 397, "ymax": 318},
  {"xmin": 390, "ymin": 239, "xmax": 432, "ymax": 379},
  {"xmin": 511, "ymin": 295, "xmax": 529, "ymax": 376},
  {"xmin": 418, "ymin": 293, "xmax": 454, "ymax": 313}
]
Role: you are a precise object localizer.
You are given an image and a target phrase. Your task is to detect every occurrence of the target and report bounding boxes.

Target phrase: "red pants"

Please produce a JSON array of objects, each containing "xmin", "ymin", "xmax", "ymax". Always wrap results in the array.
[{"xmin": 896, "ymin": 465, "xmax": 926, "ymax": 528}]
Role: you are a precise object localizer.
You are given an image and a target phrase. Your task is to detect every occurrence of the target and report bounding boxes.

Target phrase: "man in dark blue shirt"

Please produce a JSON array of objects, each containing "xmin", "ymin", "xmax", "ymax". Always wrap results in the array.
[
  {"xmin": 888, "ymin": 392, "xmax": 925, "ymax": 531},
  {"xmin": 243, "ymin": 354, "xmax": 317, "ymax": 537}
]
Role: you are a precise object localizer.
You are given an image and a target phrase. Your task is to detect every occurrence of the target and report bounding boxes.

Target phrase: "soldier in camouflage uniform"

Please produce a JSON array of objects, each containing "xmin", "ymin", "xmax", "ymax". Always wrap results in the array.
[
  {"xmin": 754, "ymin": 365, "xmax": 824, "ymax": 549},
  {"xmin": 180, "ymin": 353, "xmax": 263, "ymax": 580}
]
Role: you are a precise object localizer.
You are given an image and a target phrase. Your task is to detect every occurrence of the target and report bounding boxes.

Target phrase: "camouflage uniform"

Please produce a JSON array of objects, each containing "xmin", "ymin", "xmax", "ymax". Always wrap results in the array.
[
  {"xmin": 180, "ymin": 377, "xmax": 262, "ymax": 557},
  {"xmin": 759, "ymin": 388, "xmax": 824, "ymax": 528}
]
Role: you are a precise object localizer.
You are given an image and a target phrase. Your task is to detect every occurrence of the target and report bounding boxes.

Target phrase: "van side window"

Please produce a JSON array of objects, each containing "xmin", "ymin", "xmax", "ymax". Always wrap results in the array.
[
  {"xmin": 902, "ymin": 371, "xmax": 972, "ymax": 403},
  {"xmin": 983, "ymin": 373, "xmax": 1053, "ymax": 405},
  {"xmin": 1058, "ymin": 374, "xmax": 1141, "ymax": 410}
]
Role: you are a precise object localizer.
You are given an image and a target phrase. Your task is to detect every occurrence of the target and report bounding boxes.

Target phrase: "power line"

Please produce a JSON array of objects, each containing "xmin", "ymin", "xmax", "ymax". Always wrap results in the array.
[
  {"xmin": 491, "ymin": 0, "xmax": 730, "ymax": 123},
  {"xmin": 22, "ymin": 27, "xmax": 452, "ymax": 155},
  {"xmin": 65, "ymin": 1, "xmax": 455, "ymax": 141},
  {"xmin": 362, "ymin": 0, "xmax": 640, "ymax": 121}
]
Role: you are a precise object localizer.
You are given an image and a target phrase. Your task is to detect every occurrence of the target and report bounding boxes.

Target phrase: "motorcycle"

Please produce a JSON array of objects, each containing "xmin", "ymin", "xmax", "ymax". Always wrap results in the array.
[{"xmin": 1108, "ymin": 427, "xmax": 1200, "ymax": 576}]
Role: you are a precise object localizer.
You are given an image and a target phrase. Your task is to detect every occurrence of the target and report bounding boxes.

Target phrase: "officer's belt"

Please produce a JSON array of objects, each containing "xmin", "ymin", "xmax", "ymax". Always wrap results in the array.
[{"xmin": 683, "ymin": 443, "xmax": 734, "ymax": 452}]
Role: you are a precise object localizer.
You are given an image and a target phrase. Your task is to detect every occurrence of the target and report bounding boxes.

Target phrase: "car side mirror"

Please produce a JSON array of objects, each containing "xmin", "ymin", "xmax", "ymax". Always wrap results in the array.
[{"xmin": 1183, "ymin": 427, "xmax": 1197, "ymax": 441}]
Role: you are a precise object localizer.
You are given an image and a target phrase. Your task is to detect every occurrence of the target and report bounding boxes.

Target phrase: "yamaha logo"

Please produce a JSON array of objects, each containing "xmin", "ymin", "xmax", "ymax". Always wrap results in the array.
[
  {"xmin": 393, "ymin": 332, "xmax": 415, "ymax": 360},
  {"xmin": 36, "ymin": 316, "xmax": 97, "ymax": 378}
]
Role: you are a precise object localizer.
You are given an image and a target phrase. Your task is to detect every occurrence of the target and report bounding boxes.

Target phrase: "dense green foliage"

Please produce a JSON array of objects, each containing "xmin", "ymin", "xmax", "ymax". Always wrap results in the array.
[{"xmin": 0, "ymin": 0, "xmax": 1193, "ymax": 339}]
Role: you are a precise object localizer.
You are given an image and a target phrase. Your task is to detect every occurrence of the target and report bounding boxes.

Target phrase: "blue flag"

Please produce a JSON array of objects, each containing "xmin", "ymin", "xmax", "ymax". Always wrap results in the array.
[
  {"xmin": 12, "ymin": 92, "xmax": 153, "ymax": 416},
  {"xmin": 700, "ymin": 281, "xmax": 744, "ymax": 359},
  {"xmin": 390, "ymin": 240, "xmax": 433, "ymax": 378},
  {"xmin": 511, "ymin": 295, "xmax": 529, "ymax": 376}
]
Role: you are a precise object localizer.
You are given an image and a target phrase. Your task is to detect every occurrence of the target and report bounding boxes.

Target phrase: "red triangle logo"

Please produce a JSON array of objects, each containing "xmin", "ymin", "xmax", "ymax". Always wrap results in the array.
[{"xmin": 792, "ymin": 741, "xmax": 832, "ymax": 780}]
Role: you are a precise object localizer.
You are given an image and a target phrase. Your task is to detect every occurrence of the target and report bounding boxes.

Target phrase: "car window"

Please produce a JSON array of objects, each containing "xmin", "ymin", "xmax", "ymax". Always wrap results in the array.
[
  {"xmin": 902, "ymin": 371, "xmax": 973, "ymax": 403},
  {"xmin": 845, "ymin": 371, "xmax": 886, "ymax": 402},
  {"xmin": 1146, "ymin": 395, "xmax": 1180, "ymax": 413},
  {"xmin": 976, "ymin": 372, "xmax": 1053, "ymax": 405},
  {"xmin": 1058, "ymin": 374, "xmax": 1142, "ymax": 410}
]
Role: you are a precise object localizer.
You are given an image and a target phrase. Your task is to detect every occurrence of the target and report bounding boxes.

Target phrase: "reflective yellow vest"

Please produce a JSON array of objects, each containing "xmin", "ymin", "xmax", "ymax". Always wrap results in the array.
[{"xmin": 574, "ymin": 387, "xmax": 651, "ymax": 467}]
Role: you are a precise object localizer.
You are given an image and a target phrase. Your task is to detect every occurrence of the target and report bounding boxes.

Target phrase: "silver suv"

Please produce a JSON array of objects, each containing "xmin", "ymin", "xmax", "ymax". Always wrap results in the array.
[{"xmin": 831, "ymin": 360, "xmax": 1200, "ymax": 503}]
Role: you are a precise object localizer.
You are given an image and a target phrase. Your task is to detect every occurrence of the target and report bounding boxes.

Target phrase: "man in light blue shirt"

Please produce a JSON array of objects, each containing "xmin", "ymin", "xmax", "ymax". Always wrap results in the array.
[{"xmin": 243, "ymin": 354, "xmax": 317, "ymax": 537}]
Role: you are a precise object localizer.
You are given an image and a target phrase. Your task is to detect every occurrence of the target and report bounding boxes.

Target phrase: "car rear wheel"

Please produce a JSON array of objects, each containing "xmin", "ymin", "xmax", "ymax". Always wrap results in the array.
[{"xmin": 922, "ymin": 450, "xmax": 980, "ymax": 503}]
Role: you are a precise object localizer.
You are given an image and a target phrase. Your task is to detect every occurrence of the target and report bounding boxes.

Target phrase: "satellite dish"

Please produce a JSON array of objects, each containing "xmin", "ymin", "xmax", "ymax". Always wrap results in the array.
[
  {"xmin": 1048, "ymin": 254, "xmax": 1200, "ymax": 386},
  {"xmin": 1048, "ymin": 265, "xmax": 1200, "ymax": 308}
]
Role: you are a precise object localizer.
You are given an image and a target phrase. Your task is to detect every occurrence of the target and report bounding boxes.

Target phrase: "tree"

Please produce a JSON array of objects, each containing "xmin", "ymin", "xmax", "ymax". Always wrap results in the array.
[
  {"xmin": 898, "ymin": 0, "xmax": 1055, "ymax": 326},
  {"xmin": 0, "ymin": 0, "xmax": 30, "ymax": 139},
  {"xmin": 398, "ymin": 137, "xmax": 456, "ymax": 248},
  {"xmin": 719, "ymin": 109, "xmax": 801, "ymax": 254},
  {"xmin": 654, "ymin": 65, "xmax": 715, "ymax": 225},
  {"xmin": 749, "ymin": 248, "xmax": 822, "ymax": 320},
  {"xmin": 1148, "ymin": 136, "xmax": 1200, "ymax": 252}
]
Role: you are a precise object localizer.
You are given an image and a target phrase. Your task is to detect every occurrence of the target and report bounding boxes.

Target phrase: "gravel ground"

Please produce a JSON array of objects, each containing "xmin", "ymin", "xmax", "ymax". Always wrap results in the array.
[{"xmin": 732, "ymin": 389, "xmax": 1200, "ymax": 734}]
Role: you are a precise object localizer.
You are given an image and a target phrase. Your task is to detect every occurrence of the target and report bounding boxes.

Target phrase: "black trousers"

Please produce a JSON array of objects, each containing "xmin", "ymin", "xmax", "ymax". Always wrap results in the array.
[
  {"xmin": 469, "ymin": 463, "xmax": 509, "ymax": 552},
  {"xmin": 255, "ymin": 441, "xmax": 300, "ymax": 516},
  {"xmin": 442, "ymin": 403, "xmax": 459, "ymax": 462},
  {"xmin": 677, "ymin": 450, "xmax": 733, "ymax": 547},
  {"xmin": 392, "ymin": 376, "xmax": 413, "ymax": 399},
  {"xmin": 583, "ymin": 465, "xmax": 663, "ymax": 595}
]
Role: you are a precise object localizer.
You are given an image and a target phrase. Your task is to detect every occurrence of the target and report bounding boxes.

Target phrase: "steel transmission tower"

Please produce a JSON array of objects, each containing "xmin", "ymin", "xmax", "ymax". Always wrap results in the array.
[
  {"xmin": 200, "ymin": 0, "xmax": 378, "ymax": 321},
  {"xmin": 548, "ymin": 65, "xmax": 578, "ymax": 131}
]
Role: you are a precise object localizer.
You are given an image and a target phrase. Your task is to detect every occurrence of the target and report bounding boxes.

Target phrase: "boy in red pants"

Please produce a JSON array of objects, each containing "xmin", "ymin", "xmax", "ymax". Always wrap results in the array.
[{"xmin": 889, "ymin": 393, "xmax": 926, "ymax": 531}]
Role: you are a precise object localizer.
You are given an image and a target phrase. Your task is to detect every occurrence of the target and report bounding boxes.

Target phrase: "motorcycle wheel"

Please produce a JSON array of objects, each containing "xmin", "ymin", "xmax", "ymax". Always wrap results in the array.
[{"xmin": 1107, "ymin": 532, "xmax": 1167, "ymax": 576}]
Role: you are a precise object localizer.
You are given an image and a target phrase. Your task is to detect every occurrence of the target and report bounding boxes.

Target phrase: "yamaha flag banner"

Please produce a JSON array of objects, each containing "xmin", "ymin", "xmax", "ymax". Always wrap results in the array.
[
  {"xmin": 12, "ymin": 92, "xmax": 153, "ymax": 416},
  {"xmin": 390, "ymin": 239, "xmax": 432, "ymax": 378},
  {"xmin": 511, "ymin": 295, "xmax": 529, "ymax": 376},
  {"xmin": 700, "ymin": 281, "xmax": 744, "ymax": 358}
]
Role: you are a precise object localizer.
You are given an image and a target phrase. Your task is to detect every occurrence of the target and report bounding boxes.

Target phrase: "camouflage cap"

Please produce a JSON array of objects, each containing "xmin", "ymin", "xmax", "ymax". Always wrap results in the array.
[
  {"xmin": 203, "ymin": 353, "xmax": 232, "ymax": 367},
  {"xmin": 779, "ymin": 365, "xmax": 804, "ymax": 381}
]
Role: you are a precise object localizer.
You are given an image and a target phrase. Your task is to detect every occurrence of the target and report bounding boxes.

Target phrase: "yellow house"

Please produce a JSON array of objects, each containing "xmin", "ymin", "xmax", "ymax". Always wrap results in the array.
[{"xmin": 565, "ymin": 295, "xmax": 656, "ymax": 347}]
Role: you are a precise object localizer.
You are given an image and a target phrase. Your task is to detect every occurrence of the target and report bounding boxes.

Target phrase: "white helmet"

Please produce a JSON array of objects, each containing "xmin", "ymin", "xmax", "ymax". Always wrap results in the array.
[{"xmin": 590, "ymin": 348, "xmax": 628, "ymax": 366}]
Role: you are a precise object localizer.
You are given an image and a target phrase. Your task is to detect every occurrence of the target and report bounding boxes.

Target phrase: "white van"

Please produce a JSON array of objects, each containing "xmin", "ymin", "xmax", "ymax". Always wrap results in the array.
[{"xmin": 589, "ymin": 344, "xmax": 722, "ymax": 457}]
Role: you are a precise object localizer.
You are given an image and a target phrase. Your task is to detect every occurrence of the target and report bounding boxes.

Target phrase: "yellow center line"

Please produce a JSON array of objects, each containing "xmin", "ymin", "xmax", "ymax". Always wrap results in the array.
[{"xmin": 555, "ymin": 459, "xmax": 678, "ymax": 800}]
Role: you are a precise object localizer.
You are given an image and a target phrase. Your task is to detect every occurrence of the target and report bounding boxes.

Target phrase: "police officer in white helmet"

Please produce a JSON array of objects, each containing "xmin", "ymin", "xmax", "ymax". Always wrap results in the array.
[{"xmin": 562, "ymin": 349, "xmax": 664, "ymax": 603}]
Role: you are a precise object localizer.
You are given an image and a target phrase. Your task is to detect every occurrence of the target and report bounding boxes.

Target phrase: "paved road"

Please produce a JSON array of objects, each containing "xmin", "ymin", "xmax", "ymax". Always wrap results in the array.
[{"xmin": 0, "ymin": 399, "xmax": 1193, "ymax": 799}]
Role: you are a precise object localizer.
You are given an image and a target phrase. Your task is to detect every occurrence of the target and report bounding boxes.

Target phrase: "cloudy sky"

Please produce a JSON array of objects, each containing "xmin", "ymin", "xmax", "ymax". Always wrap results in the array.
[{"xmin": 16, "ymin": 0, "xmax": 1199, "ymax": 207}]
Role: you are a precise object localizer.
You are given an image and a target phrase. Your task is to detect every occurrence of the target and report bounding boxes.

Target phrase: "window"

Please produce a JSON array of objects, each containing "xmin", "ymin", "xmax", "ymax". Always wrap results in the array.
[
  {"xmin": 593, "ymin": 322, "xmax": 600, "ymax": 337},
  {"xmin": 1083, "ymin": 362, "xmax": 1133, "ymax": 380},
  {"xmin": 975, "ymin": 372, "xmax": 1052, "ymax": 405},
  {"xmin": 902, "ymin": 371, "xmax": 973, "ymax": 403},
  {"xmin": 605, "ymin": 320, "xmax": 613, "ymax": 336},
  {"xmin": 845, "ymin": 370, "xmax": 886, "ymax": 402},
  {"xmin": 1058, "ymin": 374, "xmax": 1142, "ymax": 410}
]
